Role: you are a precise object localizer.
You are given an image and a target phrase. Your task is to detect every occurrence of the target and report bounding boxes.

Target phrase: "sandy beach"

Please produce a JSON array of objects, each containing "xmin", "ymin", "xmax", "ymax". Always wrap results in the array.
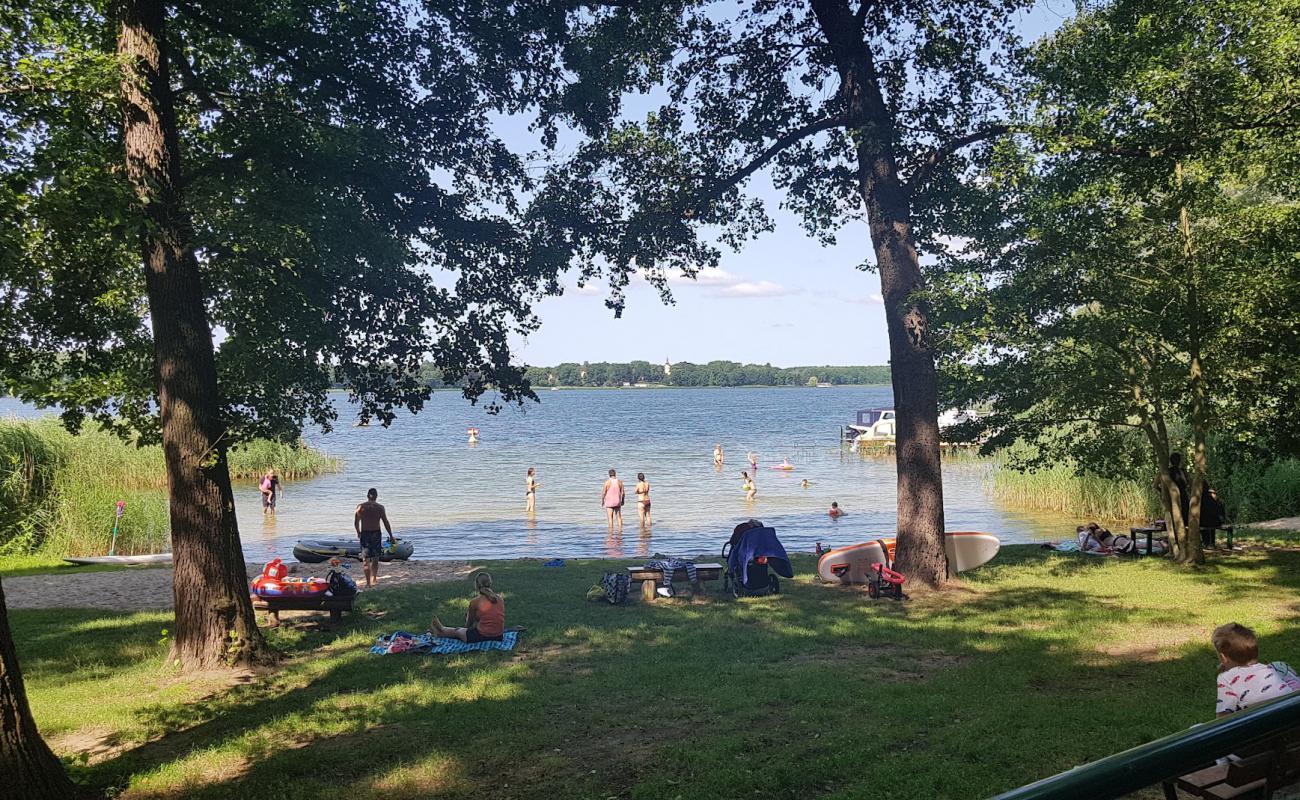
[{"xmin": 4, "ymin": 559, "xmax": 479, "ymax": 612}]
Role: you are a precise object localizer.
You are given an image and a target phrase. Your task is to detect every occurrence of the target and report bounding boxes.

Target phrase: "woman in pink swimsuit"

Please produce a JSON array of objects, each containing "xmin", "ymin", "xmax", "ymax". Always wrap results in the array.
[{"xmin": 601, "ymin": 469, "xmax": 625, "ymax": 534}]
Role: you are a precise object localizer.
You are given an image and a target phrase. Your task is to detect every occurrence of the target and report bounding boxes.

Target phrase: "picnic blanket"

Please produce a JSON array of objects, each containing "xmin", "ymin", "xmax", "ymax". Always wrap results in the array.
[{"xmin": 371, "ymin": 630, "xmax": 519, "ymax": 655}]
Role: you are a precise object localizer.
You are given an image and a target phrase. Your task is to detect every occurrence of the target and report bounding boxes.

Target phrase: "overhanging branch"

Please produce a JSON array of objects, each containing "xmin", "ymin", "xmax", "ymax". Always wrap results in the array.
[
  {"xmin": 907, "ymin": 123, "xmax": 1010, "ymax": 192},
  {"xmin": 682, "ymin": 115, "xmax": 847, "ymax": 216}
]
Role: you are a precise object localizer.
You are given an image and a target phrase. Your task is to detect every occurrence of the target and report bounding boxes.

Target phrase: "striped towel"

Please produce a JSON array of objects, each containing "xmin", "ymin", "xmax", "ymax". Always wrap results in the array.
[{"xmin": 371, "ymin": 630, "xmax": 519, "ymax": 655}]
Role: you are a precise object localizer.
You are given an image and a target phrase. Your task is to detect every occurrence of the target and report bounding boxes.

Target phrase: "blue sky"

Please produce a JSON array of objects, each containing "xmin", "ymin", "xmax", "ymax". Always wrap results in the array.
[{"xmin": 517, "ymin": 1, "xmax": 1073, "ymax": 368}]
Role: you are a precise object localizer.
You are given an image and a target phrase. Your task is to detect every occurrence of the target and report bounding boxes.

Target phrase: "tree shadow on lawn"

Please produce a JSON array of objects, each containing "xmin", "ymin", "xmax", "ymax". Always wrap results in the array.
[
  {"xmin": 13, "ymin": 608, "xmax": 170, "ymax": 677},
  {"xmin": 44, "ymin": 556, "xmax": 1300, "ymax": 800}
]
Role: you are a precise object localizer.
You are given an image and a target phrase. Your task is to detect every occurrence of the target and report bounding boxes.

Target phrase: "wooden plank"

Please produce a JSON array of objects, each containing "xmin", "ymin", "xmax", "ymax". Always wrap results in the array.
[
  {"xmin": 626, "ymin": 563, "xmax": 723, "ymax": 582},
  {"xmin": 1203, "ymin": 778, "xmax": 1266, "ymax": 799},
  {"xmin": 250, "ymin": 595, "xmax": 354, "ymax": 612}
]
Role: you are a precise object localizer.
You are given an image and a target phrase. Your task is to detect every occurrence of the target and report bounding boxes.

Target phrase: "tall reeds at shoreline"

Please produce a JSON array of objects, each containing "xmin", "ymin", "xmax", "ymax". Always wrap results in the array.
[
  {"xmin": 0, "ymin": 418, "xmax": 340, "ymax": 556},
  {"xmin": 987, "ymin": 464, "xmax": 1161, "ymax": 521}
]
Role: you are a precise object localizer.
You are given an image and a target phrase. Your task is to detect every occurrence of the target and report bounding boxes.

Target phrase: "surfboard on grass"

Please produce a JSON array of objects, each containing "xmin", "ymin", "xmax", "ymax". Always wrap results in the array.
[
  {"xmin": 63, "ymin": 553, "xmax": 173, "ymax": 566},
  {"xmin": 817, "ymin": 531, "xmax": 1000, "ymax": 584}
]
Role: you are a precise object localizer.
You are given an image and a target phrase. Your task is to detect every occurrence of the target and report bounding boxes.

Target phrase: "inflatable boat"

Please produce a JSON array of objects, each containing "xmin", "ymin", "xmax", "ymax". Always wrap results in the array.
[
  {"xmin": 817, "ymin": 531, "xmax": 1000, "ymax": 584},
  {"xmin": 292, "ymin": 538, "xmax": 415, "ymax": 563}
]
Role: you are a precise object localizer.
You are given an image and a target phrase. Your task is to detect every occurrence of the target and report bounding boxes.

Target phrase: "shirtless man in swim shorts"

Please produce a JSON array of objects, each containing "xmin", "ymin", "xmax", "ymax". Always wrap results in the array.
[{"xmin": 354, "ymin": 488, "xmax": 393, "ymax": 588}]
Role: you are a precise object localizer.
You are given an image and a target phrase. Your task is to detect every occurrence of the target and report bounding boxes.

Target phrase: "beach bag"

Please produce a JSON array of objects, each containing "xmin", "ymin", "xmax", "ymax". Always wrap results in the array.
[
  {"xmin": 327, "ymin": 568, "xmax": 357, "ymax": 598},
  {"xmin": 598, "ymin": 571, "xmax": 630, "ymax": 605}
]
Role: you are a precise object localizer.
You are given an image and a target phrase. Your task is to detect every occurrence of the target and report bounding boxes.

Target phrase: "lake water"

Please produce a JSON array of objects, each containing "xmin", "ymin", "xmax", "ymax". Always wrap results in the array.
[{"xmin": 2, "ymin": 388, "xmax": 1068, "ymax": 561}]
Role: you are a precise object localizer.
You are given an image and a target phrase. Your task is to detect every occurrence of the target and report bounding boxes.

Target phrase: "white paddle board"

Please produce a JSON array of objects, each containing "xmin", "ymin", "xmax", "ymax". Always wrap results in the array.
[
  {"xmin": 63, "ymin": 553, "xmax": 173, "ymax": 566},
  {"xmin": 817, "ymin": 531, "xmax": 1000, "ymax": 584}
]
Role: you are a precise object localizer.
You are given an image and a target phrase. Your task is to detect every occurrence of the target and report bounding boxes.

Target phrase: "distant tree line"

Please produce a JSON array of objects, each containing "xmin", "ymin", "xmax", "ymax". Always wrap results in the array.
[{"xmin": 521, "ymin": 361, "xmax": 889, "ymax": 388}]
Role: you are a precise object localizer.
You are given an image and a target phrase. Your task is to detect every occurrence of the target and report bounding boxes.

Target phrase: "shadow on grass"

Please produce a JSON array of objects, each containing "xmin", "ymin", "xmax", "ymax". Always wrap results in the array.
[{"xmin": 22, "ymin": 549, "xmax": 1300, "ymax": 799}]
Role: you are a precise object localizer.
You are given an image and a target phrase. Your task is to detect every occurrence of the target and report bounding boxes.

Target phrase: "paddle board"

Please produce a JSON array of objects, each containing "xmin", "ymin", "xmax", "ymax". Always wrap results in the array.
[
  {"xmin": 63, "ymin": 553, "xmax": 173, "ymax": 566},
  {"xmin": 817, "ymin": 531, "xmax": 1000, "ymax": 583}
]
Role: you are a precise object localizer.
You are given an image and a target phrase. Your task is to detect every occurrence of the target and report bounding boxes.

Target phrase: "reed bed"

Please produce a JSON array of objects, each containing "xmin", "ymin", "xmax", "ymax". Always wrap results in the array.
[
  {"xmin": 987, "ymin": 463, "xmax": 1161, "ymax": 521},
  {"xmin": 0, "ymin": 418, "xmax": 339, "ymax": 556},
  {"xmin": 1217, "ymin": 458, "xmax": 1300, "ymax": 524}
]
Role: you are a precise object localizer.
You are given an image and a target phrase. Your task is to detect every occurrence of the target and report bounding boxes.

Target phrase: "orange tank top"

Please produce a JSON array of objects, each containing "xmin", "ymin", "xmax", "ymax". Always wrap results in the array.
[{"xmin": 472, "ymin": 595, "xmax": 505, "ymax": 637}]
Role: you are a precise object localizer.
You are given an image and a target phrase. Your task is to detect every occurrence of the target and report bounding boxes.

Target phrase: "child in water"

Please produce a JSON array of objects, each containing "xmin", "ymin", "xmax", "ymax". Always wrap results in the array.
[
  {"xmin": 1213, "ymin": 622, "xmax": 1300, "ymax": 717},
  {"xmin": 828, "ymin": 501, "xmax": 844, "ymax": 518},
  {"xmin": 800, "ymin": 479, "xmax": 812, "ymax": 488},
  {"xmin": 741, "ymin": 471, "xmax": 756, "ymax": 501},
  {"xmin": 430, "ymin": 573, "xmax": 505, "ymax": 643}
]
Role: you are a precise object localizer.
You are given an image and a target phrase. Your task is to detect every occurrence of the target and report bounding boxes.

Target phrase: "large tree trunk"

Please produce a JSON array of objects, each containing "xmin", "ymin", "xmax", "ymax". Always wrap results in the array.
[
  {"xmin": 0, "ymin": 577, "xmax": 79, "ymax": 800},
  {"xmin": 118, "ymin": 0, "xmax": 271, "ymax": 668},
  {"xmin": 811, "ymin": 0, "xmax": 949, "ymax": 584}
]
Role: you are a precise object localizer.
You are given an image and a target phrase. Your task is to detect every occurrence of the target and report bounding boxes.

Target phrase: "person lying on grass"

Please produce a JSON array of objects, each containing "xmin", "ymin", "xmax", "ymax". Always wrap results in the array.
[
  {"xmin": 1214, "ymin": 622, "xmax": 1300, "ymax": 717},
  {"xmin": 430, "ymin": 572, "xmax": 505, "ymax": 643},
  {"xmin": 1077, "ymin": 522, "xmax": 1139, "ymax": 554}
]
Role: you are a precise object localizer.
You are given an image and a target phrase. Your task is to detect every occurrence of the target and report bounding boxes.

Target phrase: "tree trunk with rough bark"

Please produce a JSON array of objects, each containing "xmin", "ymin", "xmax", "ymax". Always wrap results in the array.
[
  {"xmin": 0, "ymin": 577, "xmax": 79, "ymax": 800},
  {"xmin": 118, "ymin": 0, "xmax": 271, "ymax": 669},
  {"xmin": 810, "ymin": 0, "xmax": 949, "ymax": 584}
]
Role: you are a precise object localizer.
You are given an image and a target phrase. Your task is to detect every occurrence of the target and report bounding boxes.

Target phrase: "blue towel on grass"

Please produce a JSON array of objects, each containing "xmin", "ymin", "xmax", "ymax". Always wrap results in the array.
[{"xmin": 371, "ymin": 630, "xmax": 519, "ymax": 655}]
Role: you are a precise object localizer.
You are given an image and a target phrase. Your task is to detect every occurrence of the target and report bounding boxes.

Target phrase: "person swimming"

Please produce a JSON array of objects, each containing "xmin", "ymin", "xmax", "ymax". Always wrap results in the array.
[
  {"xmin": 714, "ymin": 443, "xmax": 724, "ymax": 466},
  {"xmin": 747, "ymin": 451, "xmax": 758, "ymax": 473},
  {"xmin": 635, "ymin": 472, "xmax": 651, "ymax": 527},
  {"xmin": 828, "ymin": 501, "xmax": 845, "ymax": 518},
  {"xmin": 800, "ymin": 479, "xmax": 812, "ymax": 488}
]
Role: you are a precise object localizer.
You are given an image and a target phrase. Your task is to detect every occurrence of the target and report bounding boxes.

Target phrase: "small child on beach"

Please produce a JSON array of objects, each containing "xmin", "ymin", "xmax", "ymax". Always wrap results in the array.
[
  {"xmin": 430, "ymin": 573, "xmax": 505, "ymax": 643},
  {"xmin": 1213, "ymin": 622, "xmax": 1300, "ymax": 717}
]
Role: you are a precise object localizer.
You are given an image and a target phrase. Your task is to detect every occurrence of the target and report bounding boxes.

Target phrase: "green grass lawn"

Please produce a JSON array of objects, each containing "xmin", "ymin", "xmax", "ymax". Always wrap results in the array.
[{"xmin": 14, "ymin": 540, "xmax": 1300, "ymax": 799}]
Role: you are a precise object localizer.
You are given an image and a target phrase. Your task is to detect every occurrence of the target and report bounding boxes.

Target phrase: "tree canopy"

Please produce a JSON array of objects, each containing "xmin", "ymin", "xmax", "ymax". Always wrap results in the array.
[
  {"xmin": 930, "ymin": 0, "xmax": 1300, "ymax": 561},
  {"xmin": 0, "ymin": 0, "xmax": 572, "ymax": 438}
]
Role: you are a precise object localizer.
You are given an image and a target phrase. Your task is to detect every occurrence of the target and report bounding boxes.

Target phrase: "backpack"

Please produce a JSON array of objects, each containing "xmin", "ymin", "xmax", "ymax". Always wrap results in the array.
[
  {"xmin": 327, "ymin": 568, "xmax": 357, "ymax": 598},
  {"xmin": 598, "ymin": 571, "xmax": 630, "ymax": 605}
]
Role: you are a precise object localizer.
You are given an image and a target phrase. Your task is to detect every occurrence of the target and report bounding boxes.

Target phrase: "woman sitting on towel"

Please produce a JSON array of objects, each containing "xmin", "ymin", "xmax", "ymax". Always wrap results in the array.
[{"xmin": 430, "ymin": 572, "xmax": 505, "ymax": 643}]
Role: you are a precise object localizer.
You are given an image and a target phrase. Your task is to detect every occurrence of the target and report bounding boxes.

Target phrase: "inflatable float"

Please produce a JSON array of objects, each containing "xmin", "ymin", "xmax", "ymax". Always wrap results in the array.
[
  {"xmin": 817, "ymin": 531, "xmax": 1000, "ymax": 584},
  {"xmin": 292, "ymin": 538, "xmax": 415, "ymax": 563},
  {"xmin": 64, "ymin": 553, "xmax": 172, "ymax": 566},
  {"xmin": 250, "ymin": 558, "xmax": 333, "ymax": 597}
]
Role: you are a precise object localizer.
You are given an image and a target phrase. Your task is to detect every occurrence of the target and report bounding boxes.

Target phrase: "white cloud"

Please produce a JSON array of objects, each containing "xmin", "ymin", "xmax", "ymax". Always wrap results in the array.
[
  {"xmin": 571, "ymin": 283, "xmax": 603, "ymax": 296},
  {"xmin": 842, "ymin": 293, "xmax": 884, "ymax": 305},
  {"xmin": 716, "ymin": 280, "xmax": 799, "ymax": 298},
  {"xmin": 633, "ymin": 266, "xmax": 798, "ymax": 298}
]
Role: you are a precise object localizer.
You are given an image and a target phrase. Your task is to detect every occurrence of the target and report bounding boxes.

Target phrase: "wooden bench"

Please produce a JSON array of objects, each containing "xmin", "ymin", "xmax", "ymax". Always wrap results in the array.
[
  {"xmin": 1164, "ymin": 735, "xmax": 1300, "ymax": 798},
  {"xmin": 626, "ymin": 562, "xmax": 723, "ymax": 601},
  {"xmin": 251, "ymin": 594, "xmax": 355, "ymax": 627}
]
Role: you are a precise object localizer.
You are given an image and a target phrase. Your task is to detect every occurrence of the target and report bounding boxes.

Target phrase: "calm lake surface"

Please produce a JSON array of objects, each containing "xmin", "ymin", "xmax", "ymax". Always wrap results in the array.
[{"xmin": 3, "ymin": 387, "xmax": 1069, "ymax": 561}]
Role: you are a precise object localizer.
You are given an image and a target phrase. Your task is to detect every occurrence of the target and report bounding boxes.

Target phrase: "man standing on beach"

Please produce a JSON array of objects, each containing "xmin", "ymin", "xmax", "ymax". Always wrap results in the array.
[{"xmin": 354, "ymin": 488, "xmax": 393, "ymax": 588}]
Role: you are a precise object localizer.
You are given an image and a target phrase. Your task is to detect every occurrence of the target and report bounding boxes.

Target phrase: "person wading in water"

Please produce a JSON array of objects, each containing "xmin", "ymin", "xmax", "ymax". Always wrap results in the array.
[{"xmin": 354, "ymin": 488, "xmax": 394, "ymax": 588}]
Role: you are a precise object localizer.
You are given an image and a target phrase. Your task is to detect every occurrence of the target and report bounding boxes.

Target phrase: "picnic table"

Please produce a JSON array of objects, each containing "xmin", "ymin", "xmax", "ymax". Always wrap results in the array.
[
  {"xmin": 1129, "ymin": 523, "xmax": 1236, "ymax": 556},
  {"xmin": 626, "ymin": 562, "xmax": 723, "ymax": 601},
  {"xmin": 251, "ymin": 593, "xmax": 355, "ymax": 627}
]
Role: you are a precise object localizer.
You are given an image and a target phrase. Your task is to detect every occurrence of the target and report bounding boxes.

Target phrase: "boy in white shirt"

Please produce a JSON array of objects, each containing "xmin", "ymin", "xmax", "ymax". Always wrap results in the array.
[{"xmin": 1213, "ymin": 622, "xmax": 1300, "ymax": 717}]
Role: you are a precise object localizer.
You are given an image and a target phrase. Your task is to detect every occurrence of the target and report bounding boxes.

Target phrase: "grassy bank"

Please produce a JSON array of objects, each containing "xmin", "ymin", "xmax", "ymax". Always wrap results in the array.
[
  {"xmin": 14, "ymin": 542, "xmax": 1300, "ymax": 799},
  {"xmin": 0, "ymin": 419, "xmax": 339, "ymax": 556}
]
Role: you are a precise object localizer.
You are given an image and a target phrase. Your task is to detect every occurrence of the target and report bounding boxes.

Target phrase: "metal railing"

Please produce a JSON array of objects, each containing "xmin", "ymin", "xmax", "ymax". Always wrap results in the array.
[{"xmin": 990, "ymin": 692, "xmax": 1300, "ymax": 799}]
